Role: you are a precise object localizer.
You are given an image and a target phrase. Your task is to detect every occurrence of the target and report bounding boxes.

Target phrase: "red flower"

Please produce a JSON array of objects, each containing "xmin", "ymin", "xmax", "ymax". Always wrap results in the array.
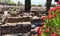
[
  {"xmin": 50, "ymin": 34, "xmax": 53, "ymax": 36},
  {"xmin": 48, "ymin": 8, "xmax": 53, "ymax": 15},
  {"xmin": 48, "ymin": 15, "xmax": 52, "ymax": 19},
  {"xmin": 31, "ymin": 34, "xmax": 35, "ymax": 36},
  {"xmin": 38, "ymin": 31, "xmax": 42, "ymax": 35},
  {"xmin": 37, "ymin": 27, "xmax": 42, "ymax": 36},
  {"xmin": 45, "ymin": 28, "xmax": 49, "ymax": 33},
  {"xmin": 48, "ymin": 15, "xmax": 55, "ymax": 19},
  {"xmin": 37, "ymin": 27, "xmax": 40, "ymax": 31},
  {"xmin": 41, "ymin": 22, "xmax": 44, "ymax": 27},
  {"xmin": 58, "ymin": 0, "xmax": 60, "ymax": 4},
  {"xmin": 41, "ymin": 16, "xmax": 46, "ymax": 20},
  {"xmin": 51, "ymin": 15, "xmax": 55, "ymax": 18},
  {"xmin": 56, "ymin": 6, "xmax": 60, "ymax": 9},
  {"xmin": 52, "ymin": 7, "xmax": 57, "ymax": 11},
  {"xmin": 38, "ymin": 30, "xmax": 42, "ymax": 36},
  {"xmin": 50, "ymin": 32, "xmax": 57, "ymax": 36},
  {"xmin": 52, "ymin": 32, "xmax": 57, "ymax": 36}
]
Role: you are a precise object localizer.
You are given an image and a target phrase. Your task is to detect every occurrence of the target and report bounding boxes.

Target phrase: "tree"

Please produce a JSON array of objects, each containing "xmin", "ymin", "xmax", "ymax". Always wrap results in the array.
[
  {"xmin": 46, "ymin": 0, "xmax": 52, "ymax": 15},
  {"xmin": 51, "ymin": 4, "xmax": 56, "ymax": 7},
  {"xmin": 0, "ymin": 0, "xmax": 11, "ymax": 3},
  {"xmin": 18, "ymin": 1, "xmax": 23, "ymax": 6},
  {"xmin": 37, "ymin": 4, "xmax": 42, "ymax": 7},
  {"xmin": 18, "ymin": 1, "xmax": 20, "ymax": 6},
  {"xmin": 31, "ymin": 4, "xmax": 36, "ymax": 6},
  {"xmin": 55, "ymin": 0, "xmax": 58, "ymax": 2},
  {"xmin": 44, "ymin": 3, "xmax": 47, "ymax": 6},
  {"xmin": 9, "ymin": 1, "xmax": 16, "ymax": 4},
  {"xmin": 25, "ymin": 0, "xmax": 31, "ymax": 11}
]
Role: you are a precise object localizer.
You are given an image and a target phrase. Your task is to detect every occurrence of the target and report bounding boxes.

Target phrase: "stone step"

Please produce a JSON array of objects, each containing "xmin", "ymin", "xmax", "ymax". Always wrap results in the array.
[
  {"xmin": 1, "ymin": 24, "xmax": 31, "ymax": 35},
  {"xmin": 0, "ymin": 12, "xmax": 4, "ymax": 14},
  {"xmin": 8, "ymin": 17, "xmax": 31, "ymax": 23},
  {"xmin": 1, "ymin": 22, "xmax": 31, "ymax": 26}
]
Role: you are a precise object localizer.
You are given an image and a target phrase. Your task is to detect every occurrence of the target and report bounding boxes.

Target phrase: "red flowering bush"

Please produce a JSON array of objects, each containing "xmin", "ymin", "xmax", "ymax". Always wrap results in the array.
[{"xmin": 35, "ymin": 1, "xmax": 60, "ymax": 36}]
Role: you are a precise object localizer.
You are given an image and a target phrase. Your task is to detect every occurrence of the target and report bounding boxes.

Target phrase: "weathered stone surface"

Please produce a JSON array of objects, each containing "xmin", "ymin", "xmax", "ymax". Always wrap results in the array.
[
  {"xmin": 0, "ymin": 17, "xmax": 2, "ymax": 20},
  {"xmin": 1, "ymin": 24, "xmax": 31, "ymax": 35},
  {"xmin": 0, "ymin": 12, "xmax": 4, "ymax": 14},
  {"xmin": 8, "ymin": 17, "xmax": 31, "ymax": 23}
]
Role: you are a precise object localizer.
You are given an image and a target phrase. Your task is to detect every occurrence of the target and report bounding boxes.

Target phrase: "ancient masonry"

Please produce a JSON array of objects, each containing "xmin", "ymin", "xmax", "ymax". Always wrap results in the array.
[{"xmin": 0, "ymin": 10, "xmax": 46, "ymax": 36}]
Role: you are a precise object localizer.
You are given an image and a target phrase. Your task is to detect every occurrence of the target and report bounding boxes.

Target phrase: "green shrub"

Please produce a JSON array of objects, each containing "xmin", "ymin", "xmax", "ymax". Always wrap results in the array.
[
  {"xmin": 38, "ymin": 4, "xmax": 42, "ymax": 7},
  {"xmin": 9, "ymin": 1, "xmax": 16, "ymax": 4},
  {"xmin": 51, "ymin": 4, "xmax": 56, "ymax": 7},
  {"xmin": 13, "ymin": 7, "xmax": 16, "ymax": 11}
]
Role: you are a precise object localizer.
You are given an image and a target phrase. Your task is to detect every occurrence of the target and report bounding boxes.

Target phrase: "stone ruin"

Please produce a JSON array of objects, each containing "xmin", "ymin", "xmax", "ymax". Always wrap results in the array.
[{"xmin": 0, "ymin": 10, "xmax": 46, "ymax": 36}]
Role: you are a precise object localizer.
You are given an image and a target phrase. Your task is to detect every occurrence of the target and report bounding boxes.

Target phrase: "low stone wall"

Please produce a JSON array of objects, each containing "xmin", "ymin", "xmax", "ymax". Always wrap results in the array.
[
  {"xmin": 0, "ymin": 12, "xmax": 4, "ymax": 14},
  {"xmin": 8, "ymin": 17, "xmax": 31, "ymax": 23},
  {"xmin": 10, "ymin": 14, "xmax": 18, "ymax": 17},
  {"xmin": 0, "ymin": 17, "xmax": 2, "ymax": 20},
  {"xmin": 1, "ymin": 24, "xmax": 31, "ymax": 35}
]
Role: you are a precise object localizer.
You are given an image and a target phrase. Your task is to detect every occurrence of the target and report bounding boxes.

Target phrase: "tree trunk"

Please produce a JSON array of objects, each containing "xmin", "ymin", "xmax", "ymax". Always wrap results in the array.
[
  {"xmin": 46, "ymin": 0, "xmax": 52, "ymax": 15},
  {"xmin": 25, "ymin": 0, "xmax": 31, "ymax": 11}
]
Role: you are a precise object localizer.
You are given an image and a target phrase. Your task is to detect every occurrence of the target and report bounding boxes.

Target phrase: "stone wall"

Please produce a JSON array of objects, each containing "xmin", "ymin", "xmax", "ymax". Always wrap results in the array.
[
  {"xmin": 1, "ymin": 24, "xmax": 31, "ymax": 35},
  {"xmin": 8, "ymin": 17, "xmax": 31, "ymax": 23}
]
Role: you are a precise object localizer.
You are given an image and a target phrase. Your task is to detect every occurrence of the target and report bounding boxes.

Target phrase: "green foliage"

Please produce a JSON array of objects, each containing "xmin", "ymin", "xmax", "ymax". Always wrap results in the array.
[
  {"xmin": 9, "ymin": 1, "xmax": 16, "ymax": 4},
  {"xmin": 44, "ymin": 3, "xmax": 47, "ymax": 6},
  {"xmin": 41, "ymin": 33, "xmax": 48, "ymax": 36},
  {"xmin": 13, "ymin": 7, "xmax": 16, "ymax": 11},
  {"xmin": 25, "ymin": 0, "xmax": 31, "ymax": 11},
  {"xmin": 38, "ymin": 4, "xmax": 42, "ymax": 7},
  {"xmin": 51, "ymin": 4, "xmax": 56, "ymax": 7},
  {"xmin": 0, "ymin": 0, "xmax": 11, "ymax": 3},
  {"xmin": 31, "ymin": 4, "xmax": 36, "ymax": 6}
]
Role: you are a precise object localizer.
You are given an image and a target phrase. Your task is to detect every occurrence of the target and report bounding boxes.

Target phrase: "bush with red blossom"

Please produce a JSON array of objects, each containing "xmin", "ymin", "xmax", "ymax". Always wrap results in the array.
[{"xmin": 34, "ymin": 0, "xmax": 60, "ymax": 36}]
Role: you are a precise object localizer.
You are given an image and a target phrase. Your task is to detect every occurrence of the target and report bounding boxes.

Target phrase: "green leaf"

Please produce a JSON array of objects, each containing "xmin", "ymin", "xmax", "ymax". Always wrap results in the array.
[{"xmin": 41, "ymin": 33, "xmax": 48, "ymax": 36}]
